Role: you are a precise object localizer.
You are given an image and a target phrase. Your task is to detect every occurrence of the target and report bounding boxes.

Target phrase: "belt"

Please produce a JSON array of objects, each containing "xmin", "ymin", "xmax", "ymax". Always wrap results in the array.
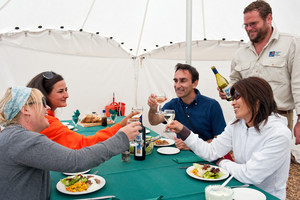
[{"xmin": 278, "ymin": 110, "xmax": 293, "ymax": 115}]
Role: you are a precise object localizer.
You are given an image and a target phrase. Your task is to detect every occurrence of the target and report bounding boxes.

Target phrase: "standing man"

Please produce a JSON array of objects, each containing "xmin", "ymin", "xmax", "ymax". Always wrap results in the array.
[
  {"xmin": 148, "ymin": 63, "xmax": 232, "ymax": 160},
  {"xmin": 219, "ymin": 0, "xmax": 300, "ymax": 163}
]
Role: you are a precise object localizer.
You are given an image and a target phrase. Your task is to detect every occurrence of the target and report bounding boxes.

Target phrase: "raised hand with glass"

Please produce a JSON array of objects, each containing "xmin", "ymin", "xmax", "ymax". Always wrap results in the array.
[{"xmin": 156, "ymin": 93, "xmax": 167, "ymax": 114}]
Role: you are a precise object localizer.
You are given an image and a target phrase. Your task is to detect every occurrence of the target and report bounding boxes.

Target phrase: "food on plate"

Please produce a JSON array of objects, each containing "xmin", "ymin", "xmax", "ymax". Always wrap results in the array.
[
  {"xmin": 191, "ymin": 163, "xmax": 224, "ymax": 179},
  {"xmin": 81, "ymin": 114, "xmax": 102, "ymax": 123},
  {"xmin": 60, "ymin": 174, "xmax": 100, "ymax": 192},
  {"xmin": 154, "ymin": 139, "xmax": 169, "ymax": 145},
  {"xmin": 145, "ymin": 136, "xmax": 154, "ymax": 155}
]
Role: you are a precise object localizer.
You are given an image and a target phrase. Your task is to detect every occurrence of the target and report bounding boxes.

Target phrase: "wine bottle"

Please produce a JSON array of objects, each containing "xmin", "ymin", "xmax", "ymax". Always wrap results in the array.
[
  {"xmin": 211, "ymin": 66, "xmax": 232, "ymax": 101},
  {"xmin": 134, "ymin": 125, "xmax": 146, "ymax": 161}
]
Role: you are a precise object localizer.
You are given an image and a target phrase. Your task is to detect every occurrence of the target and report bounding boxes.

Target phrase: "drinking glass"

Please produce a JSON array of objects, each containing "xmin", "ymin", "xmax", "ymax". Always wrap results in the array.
[
  {"xmin": 127, "ymin": 118, "xmax": 140, "ymax": 154},
  {"xmin": 110, "ymin": 113, "xmax": 117, "ymax": 123},
  {"xmin": 163, "ymin": 109, "xmax": 175, "ymax": 132},
  {"xmin": 131, "ymin": 106, "xmax": 143, "ymax": 119},
  {"xmin": 156, "ymin": 93, "xmax": 167, "ymax": 114},
  {"xmin": 72, "ymin": 116, "xmax": 79, "ymax": 131}
]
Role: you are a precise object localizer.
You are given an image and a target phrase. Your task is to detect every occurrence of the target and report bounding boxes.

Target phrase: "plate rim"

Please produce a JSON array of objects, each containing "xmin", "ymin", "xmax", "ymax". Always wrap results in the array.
[
  {"xmin": 67, "ymin": 125, "xmax": 74, "ymax": 130},
  {"xmin": 157, "ymin": 147, "xmax": 180, "ymax": 155},
  {"xmin": 56, "ymin": 174, "xmax": 106, "ymax": 195},
  {"xmin": 232, "ymin": 188, "xmax": 266, "ymax": 200},
  {"xmin": 62, "ymin": 169, "xmax": 91, "ymax": 176},
  {"xmin": 154, "ymin": 138, "xmax": 175, "ymax": 147},
  {"xmin": 186, "ymin": 165, "xmax": 229, "ymax": 181}
]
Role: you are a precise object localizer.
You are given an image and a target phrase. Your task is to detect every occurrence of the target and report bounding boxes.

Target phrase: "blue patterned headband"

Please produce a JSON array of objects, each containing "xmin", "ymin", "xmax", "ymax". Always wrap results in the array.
[{"xmin": 4, "ymin": 86, "xmax": 32, "ymax": 121}]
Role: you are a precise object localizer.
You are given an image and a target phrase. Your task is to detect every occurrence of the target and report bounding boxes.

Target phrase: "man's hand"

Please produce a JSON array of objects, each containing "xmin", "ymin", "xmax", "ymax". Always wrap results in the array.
[
  {"xmin": 147, "ymin": 94, "xmax": 159, "ymax": 112},
  {"xmin": 294, "ymin": 121, "xmax": 300, "ymax": 145},
  {"xmin": 217, "ymin": 87, "xmax": 227, "ymax": 100},
  {"xmin": 174, "ymin": 137, "xmax": 190, "ymax": 150}
]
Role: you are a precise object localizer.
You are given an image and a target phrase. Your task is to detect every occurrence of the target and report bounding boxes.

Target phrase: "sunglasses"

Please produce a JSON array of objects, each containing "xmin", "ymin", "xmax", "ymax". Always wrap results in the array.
[
  {"xmin": 43, "ymin": 71, "xmax": 55, "ymax": 80},
  {"xmin": 232, "ymin": 91, "xmax": 241, "ymax": 101},
  {"xmin": 29, "ymin": 97, "xmax": 47, "ymax": 108}
]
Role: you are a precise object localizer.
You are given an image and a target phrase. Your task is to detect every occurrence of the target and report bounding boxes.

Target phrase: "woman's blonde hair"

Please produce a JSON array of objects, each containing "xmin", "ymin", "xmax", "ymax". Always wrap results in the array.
[{"xmin": 0, "ymin": 87, "xmax": 45, "ymax": 127}]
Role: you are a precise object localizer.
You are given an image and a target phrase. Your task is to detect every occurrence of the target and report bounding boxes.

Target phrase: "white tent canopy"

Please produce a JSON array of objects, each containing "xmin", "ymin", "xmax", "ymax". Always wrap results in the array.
[{"xmin": 0, "ymin": 0, "xmax": 299, "ymax": 134}]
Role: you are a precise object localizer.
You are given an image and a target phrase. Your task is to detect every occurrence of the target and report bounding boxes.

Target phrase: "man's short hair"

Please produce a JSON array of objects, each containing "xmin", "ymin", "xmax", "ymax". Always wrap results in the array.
[{"xmin": 175, "ymin": 63, "xmax": 199, "ymax": 83}]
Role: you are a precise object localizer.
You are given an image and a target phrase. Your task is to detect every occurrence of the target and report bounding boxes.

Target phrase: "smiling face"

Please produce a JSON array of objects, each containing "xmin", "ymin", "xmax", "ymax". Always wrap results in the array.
[
  {"xmin": 232, "ymin": 91, "xmax": 253, "ymax": 127},
  {"xmin": 244, "ymin": 10, "xmax": 272, "ymax": 43},
  {"xmin": 173, "ymin": 69, "xmax": 198, "ymax": 102},
  {"xmin": 47, "ymin": 80, "xmax": 69, "ymax": 111}
]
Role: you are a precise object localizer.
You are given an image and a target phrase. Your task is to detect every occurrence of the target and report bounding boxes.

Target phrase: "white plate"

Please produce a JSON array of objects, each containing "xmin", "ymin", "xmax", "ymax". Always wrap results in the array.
[
  {"xmin": 146, "ymin": 129, "xmax": 150, "ymax": 134},
  {"xmin": 154, "ymin": 138, "xmax": 175, "ymax": 147},
  {"xmin": 232, "ymin": 188, "xmax": 266, "ymax": 200},
  {"xmin": 56, "ymin": 174, "xmax": 105, "ymax": 195},
  {"xmin": 62, "ymin": 169, "xmax": 91, "ymax": 176},
  {"xmin": 157, "ymin": 147, "xmax": 180, "ymax": 155},
  {"xmin": 186, "ymin": 165, "xmax": 229, "ymax": 181},
  {"xmin": 61, "ymin": 122, "xmax": 69, "ymax": 125},
  {"xmin": 67, "ymin": 125, "xmax": 74, "ymax": 130}
]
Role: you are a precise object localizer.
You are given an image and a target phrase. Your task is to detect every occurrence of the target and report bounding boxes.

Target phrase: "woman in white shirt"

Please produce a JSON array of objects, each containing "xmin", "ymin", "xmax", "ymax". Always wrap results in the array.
[{"xmin": 167, "ymin": 76, "xmax": 291, "ymax": 200}]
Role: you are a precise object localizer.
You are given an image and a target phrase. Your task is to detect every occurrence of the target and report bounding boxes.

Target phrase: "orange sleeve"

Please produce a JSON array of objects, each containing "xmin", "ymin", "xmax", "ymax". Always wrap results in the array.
[{"xmin": 40, "ymin": 111, "xmax": 122, "ymax": 149}]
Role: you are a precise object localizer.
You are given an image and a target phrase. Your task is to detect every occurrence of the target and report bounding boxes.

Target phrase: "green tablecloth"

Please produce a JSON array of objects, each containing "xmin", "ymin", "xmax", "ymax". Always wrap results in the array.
[{"xmin": 50, "ymin": 118, "xmax": 279, "ymax": 200}]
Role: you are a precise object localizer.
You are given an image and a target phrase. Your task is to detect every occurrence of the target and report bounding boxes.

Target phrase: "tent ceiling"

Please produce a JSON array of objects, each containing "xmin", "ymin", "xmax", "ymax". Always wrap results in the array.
[{"xmin": 0, "ymin": 0, "xmax": 299, "ymax": 56}]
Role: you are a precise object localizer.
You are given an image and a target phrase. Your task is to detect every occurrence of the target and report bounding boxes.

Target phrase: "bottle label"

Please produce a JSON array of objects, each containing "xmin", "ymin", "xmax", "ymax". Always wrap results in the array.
[
  {"xmin": 222, "ymin": 85, "xmax": 232, "ymax": 99},
  {"xmin": 135, "ymin": 133, "xmax": 144, "ymax": 156}
]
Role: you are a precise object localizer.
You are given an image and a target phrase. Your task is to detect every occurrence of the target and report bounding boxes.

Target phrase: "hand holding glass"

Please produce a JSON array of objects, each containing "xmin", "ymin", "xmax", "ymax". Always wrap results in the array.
[
  {"xmin": 131, "ymin": 106, "xmax": 143, "ymax": 119},
  {"xmin": 163, "ymin": 109, "xmax": 175, "ymax": 132},
  {"xmin": 127, "ymin": 118, "xmax": 140, "ymax": 154}
]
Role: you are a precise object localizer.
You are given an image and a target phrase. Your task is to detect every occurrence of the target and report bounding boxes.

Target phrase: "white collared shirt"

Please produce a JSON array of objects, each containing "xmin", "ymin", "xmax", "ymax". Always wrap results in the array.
[{"xmin": 184, "ymin": 114, "xmax": 291, "ymax": 200}]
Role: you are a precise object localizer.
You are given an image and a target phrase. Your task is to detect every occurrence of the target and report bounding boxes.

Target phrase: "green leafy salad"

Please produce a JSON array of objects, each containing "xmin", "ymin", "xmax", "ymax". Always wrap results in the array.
[
  {"xmin": 60, "ymin": 174, "xmax": 87, "ymax": 187},
  {"xmin": 192, "ymin": 163, "xmax": 224, "ymax": 179}
]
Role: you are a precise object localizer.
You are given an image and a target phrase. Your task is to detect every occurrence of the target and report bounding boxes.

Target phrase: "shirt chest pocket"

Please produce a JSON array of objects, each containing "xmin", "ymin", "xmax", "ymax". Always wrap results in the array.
[
  {"xmin": 234, "ymin": 63, "xmax": 253, "ymax": 78},
  {"xmin": 260, "ymin": 58, "xmax": 288, "ymax": 82}
]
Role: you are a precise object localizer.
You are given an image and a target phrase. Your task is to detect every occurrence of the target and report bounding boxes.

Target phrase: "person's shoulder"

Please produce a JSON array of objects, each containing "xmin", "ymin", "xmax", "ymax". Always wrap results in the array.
[{"xmin": 198, "ymin": 94, "xmax": 219, "ymax": 104}]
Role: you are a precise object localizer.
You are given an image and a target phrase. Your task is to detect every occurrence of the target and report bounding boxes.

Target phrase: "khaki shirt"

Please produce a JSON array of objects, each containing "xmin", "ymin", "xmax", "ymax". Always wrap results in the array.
[{"xmin": 230, "ymin": 27, "xmax": 300, "ymax": 115}]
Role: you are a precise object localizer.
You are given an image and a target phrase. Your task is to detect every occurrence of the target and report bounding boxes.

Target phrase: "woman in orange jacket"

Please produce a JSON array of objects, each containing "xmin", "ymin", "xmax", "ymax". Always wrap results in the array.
[{"xmin": 27, "ymin": 71, "xmax": 137, "ymax": 149}]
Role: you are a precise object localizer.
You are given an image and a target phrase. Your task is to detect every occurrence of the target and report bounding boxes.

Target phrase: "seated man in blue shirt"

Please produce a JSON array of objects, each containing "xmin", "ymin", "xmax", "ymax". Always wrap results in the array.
[{"xmin": 148, "ymin": 63, "xmax": 231, "ymax": 157}]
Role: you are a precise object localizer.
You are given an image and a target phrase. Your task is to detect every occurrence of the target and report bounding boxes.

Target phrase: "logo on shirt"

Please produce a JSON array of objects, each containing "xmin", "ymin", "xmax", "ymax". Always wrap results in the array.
[{"xmin": 269, "ymin": 51, "xmax": 281, "ymax": 57}]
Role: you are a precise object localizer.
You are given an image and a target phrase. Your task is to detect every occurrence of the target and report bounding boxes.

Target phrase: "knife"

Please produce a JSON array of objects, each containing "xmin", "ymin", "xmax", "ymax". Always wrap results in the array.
[{"xmin": 74, "ymin": 195, "xmax": 116, "ymax": 200}]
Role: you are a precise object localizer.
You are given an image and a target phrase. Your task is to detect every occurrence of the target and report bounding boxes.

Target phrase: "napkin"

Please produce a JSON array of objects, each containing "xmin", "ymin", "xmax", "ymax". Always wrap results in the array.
[
  {"xmin": 172, "ymin": 155, "xmax": 207, "ymax": 164},
  {"xmin": 109, "ymin": 109, "xmax": 118, "ymax": 115},
  {"xmin": 145, "ymin": 195, "xmax": 163, "ymax": 200}
]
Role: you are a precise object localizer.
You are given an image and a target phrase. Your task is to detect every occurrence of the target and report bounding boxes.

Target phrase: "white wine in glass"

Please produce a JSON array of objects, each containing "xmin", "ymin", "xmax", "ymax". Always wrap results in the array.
[
  {"xmin": 131, "ymin": 106, "xmax": 143, "ymax": 118},
  {"xmin": 163, "ymin": 109, "xmax": 175, "ymax": 133},
  {"xmin": 156, "ymin": 94, "xmax": 166, "ymax": 114}
]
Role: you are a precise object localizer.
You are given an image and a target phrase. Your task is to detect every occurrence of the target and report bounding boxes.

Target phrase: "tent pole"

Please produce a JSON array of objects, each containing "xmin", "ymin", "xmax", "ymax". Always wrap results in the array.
[{"xmin": 186, "ymin": 0, "xmax": 192, "ymax": 65}]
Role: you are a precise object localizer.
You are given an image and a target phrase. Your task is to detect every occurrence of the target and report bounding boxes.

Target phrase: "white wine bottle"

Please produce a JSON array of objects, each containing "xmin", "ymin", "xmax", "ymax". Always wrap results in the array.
[{"xmin": 211, "ymin": 66, "xmax": 232, "ymax": 101}]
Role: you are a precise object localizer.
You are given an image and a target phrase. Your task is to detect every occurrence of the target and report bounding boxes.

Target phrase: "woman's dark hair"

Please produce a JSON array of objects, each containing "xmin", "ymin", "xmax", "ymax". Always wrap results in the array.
[
  {"xmin": 230, "ymin": 76, "xmax": 278, "ymax": 132},
  {"xmin": 26, "ymin": 71, "xmax": 64, "ymax": 108},
  {"xmin": 175, "ymin": 63, "xmax": 199, "ymax": 83},
  {"xmin": 244, "ymin": 0, "xmax": 272, "ymax": 20}
]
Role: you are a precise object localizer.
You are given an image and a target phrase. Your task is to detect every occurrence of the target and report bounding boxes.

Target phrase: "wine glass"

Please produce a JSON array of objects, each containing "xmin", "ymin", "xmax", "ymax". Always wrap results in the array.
[
  {"xmin": 110, "ymin": 113, "xmax": 117, "ymax": 123},
  {"xmin": 156, "ymin": 93, "xmax": 167, "ymax": 114},
  {"xmin": 163, "ymin": 109, "xmax": 175, "ymax": 132},
  {"xmin": 72, "ymin": 115, "xmax": 79, "ymax": 131},
  {"xmin": 127, "ymin": 118, "xmax": 140, "ymax": 154},
  {"xmin": 131, "ymin": 106, "xmax": 143, "ymax": 119}
]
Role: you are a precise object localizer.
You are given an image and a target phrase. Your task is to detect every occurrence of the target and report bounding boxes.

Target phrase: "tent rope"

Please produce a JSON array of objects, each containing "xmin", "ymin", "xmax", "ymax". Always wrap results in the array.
[
  {"xmin": 81, "ymin": 0, "xmax": 97, "ymax": 30},
  {"xmin": 0, "ymin": 0, "xmax": 11, "ymax": 11},
  {"xmin": 135, "ymin": 0, "xmax": 150, "ymax": 57}
]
